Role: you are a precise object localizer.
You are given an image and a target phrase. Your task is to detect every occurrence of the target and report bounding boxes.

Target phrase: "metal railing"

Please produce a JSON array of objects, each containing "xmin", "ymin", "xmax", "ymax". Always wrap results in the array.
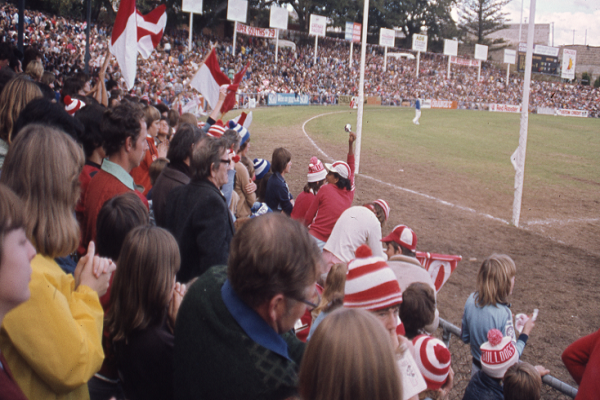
[{"xmin": 438, "ymin": 318, "xmax": 578, "ymax": 398}]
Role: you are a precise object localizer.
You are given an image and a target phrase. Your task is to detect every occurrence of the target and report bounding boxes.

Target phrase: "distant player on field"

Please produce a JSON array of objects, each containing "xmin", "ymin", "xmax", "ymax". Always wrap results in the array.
[{"xmin": 413, "ymin": 98, "xmax": 421, "ymax": 125}]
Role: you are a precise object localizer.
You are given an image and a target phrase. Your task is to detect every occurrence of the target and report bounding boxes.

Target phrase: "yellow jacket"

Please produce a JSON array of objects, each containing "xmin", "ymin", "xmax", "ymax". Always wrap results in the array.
[{"xmin": 0, "ymin": 255, "xmax": 104, "ymax": 400}]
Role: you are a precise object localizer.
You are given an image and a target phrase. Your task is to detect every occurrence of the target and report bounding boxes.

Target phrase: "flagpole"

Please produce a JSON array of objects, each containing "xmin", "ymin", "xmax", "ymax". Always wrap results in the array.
[
  {"xmin": 233, "ymin": 21, "xmax": 237, "ymax": 56},
  {"xmin": 188, "ymin": 12, "xmax": 194, "ymax": 52},
  {"xmin": 275, "ymin": 29, "xmax": 279, "ymax": 63},
  {"xmin": 355, "ymin": 0, "xmax": 370, "ymax": 174}
]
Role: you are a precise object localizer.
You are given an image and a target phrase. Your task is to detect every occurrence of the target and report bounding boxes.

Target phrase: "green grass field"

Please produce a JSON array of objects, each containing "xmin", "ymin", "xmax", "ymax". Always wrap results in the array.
[{"xmin": 251, "ymin": 105, "xmax": 600, "ymax": 195}]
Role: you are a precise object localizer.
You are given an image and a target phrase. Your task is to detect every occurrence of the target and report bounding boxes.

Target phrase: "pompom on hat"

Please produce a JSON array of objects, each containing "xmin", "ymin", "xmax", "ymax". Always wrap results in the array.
[
  {"xmin": 480, "ymin": 329, "xmax": 519, "ymax": 379},
  {"xmin": 64, "ymin": 95, "xmax": 85, "ymax": 116},
  {"xmin": 343, "ymin": 245, "xmax": 403, "ymax": 311},
  {"xmin": 307, "ymin": 156, "xmax": 327, "ymax": 183},
  {"xmin": 253, "ymin": 158, "xmax": 271, "ymax": 180},
  {"xmin": 412, "ymin": 335, "xmax": 452, "ymax": 390},
  {"xmin": 381, "ymin": 224, "xmax": 417, "ymax": 252}
]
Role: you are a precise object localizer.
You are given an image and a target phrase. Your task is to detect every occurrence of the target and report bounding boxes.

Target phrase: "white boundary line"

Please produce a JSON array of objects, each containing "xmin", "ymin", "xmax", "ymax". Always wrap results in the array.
[{"xmin": 302, "ymin": 110, "xmax": 600, "ymax": 229}]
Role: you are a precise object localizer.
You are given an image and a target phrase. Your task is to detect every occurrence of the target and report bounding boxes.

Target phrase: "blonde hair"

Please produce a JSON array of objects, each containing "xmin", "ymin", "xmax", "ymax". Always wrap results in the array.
[
  {"xmin": 144, "ymin": 104, "xmax": 161, "ymax": 127},
  {"xmin": 25, "ymin": 60, "xmax": 44, "ymax": 81},
  {"xmin": 0, "ymin": 125, "xmax": 84, "ymax": 257},
  {"xmin": 107, "ymin": 226, "xmax": 180, "ymax": 342},
  {"xmin": 475, "ymin": 254, "xmax": 516, "ymax": 307},
  {"xmin": 299, "ymin": 308, "xmax": 402, "ymax": 400},
  {"xmin": 0, "ymin": 76, "xmax": 43, "ymax": 143},
  {"xmin": 312, "ymin": 262, "xmax": 347, "ymax": 318},
  {"xmin": 503, "ymin": 362, "xmax": 542, "ymax": 400}
]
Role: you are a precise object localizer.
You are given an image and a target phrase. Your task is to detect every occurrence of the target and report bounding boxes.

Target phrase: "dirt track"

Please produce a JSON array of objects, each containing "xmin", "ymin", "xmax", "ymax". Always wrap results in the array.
[{"xmin": 250, "ymin": 110, "xmax": 600, "ymax": 399}]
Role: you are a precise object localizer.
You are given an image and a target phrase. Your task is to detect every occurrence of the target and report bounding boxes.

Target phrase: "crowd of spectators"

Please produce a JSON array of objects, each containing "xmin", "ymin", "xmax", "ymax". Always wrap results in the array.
[
  {"xmin": 0, "ymin": 3, "xmax": 599, "ymax": 400},
  {"xmin": 1, "ymin": 4, "xmax": 598, "ymax": 117}
]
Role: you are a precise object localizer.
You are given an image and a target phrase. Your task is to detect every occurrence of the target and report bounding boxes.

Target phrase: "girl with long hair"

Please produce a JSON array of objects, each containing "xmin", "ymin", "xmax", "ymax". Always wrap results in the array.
[
  {"xmin": 0, "ymin": 124, "xmax": 115, "ymax": 400},
  {"xmin": 107, "ymin": 226, "xmax": 186, "ymax": 400}
]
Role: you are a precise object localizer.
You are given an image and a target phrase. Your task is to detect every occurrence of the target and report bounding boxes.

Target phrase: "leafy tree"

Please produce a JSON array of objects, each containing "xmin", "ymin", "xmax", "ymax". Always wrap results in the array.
[
  {"xmin": 581, "ymin": 71, "xmax": 591, "ymax": 86},
  {"xmin": 594, "ymin": 75, "xmax": 600, "ymax": 88},
  {"xmin": 459, "ymin": 0, "xmax": 510, "ymax": 45}
]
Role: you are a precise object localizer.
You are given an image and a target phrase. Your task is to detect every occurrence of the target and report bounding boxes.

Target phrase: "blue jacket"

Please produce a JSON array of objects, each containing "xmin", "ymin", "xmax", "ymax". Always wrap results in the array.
[
  {"xmin": 265, "ymin": 172, "xmax": 294, "ymax": 215},
  {"xmin": 461, "ymin": 293, "xmax": 527, "ymax": 362}
]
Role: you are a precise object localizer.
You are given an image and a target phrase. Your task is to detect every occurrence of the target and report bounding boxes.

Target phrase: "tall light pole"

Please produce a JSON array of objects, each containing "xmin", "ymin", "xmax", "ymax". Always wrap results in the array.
[{"xmin": 354, "ymin": 0, "xmax": 370, "ymax": 174}]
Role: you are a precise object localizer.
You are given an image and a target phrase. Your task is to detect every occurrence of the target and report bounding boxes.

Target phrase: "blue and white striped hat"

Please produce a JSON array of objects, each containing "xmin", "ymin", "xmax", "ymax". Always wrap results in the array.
[{"xmin": 228, "ymin": 120, "xmax": 250, "ymax": 147}]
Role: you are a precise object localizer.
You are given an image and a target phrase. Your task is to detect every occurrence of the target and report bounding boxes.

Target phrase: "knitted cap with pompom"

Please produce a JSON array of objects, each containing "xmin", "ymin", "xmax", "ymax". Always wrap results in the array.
[
  {"xmin": 64, "ymin": 95, "xmax": 85, "ymax": 116},
  {"xmin": 412, "ymin": 335, "xmax": 452, "ymax": 390},
  {"xmin": 480, "ymin": 328, "xmax": 519, "ymax": 379},
  {"xmin": 343, "ymin": 244, "xmax": 403, "ymax": 311}
]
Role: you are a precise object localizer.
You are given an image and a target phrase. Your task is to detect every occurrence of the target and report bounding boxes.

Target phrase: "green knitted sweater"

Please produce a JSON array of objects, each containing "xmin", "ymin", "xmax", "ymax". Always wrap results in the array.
[{"xmin": 174, "ymin": 265, "xmax": 305, "ymax": 400}]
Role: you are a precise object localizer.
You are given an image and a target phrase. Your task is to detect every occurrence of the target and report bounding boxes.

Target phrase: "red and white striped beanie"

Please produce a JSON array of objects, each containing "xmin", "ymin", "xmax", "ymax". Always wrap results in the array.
[
  {"xmin": 64, "ymin": 95, "xmax": 85, "ymax": 116},
  {"xmin": 373, "ymin": 199, "xmax": 390, "ymax": 221},
  {"xmin": 207, "ymin": 120, "xmax": 226, "ymax": 138},
  {"xmin": 344, "ymin": 245, "xmax": 402, "ymax": 311},
  {"xmin": 307, "ymin": 156, "xmax": 326, "ymax": 183},
  {"xmin": 412, "ymin": 334, "xmax": 451, "ymax": 390}
]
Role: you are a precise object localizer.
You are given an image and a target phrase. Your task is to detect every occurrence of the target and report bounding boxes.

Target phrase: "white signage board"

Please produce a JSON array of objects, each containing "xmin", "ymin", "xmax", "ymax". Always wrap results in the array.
[
  {"xmin": 412, "ymin": 34, "xmax": 428, "ymax": 52},
  {"xmin": 518, "ymin": 43, "xmax": 559, "ymax": 57},
  {"xmin": 182, "ymin": 0, "xmax": 203, "ymax": 14},
  {"xmin": 443, "ymin": 39, "xmax": 458, "ymax": 56},
  {"xmin": 504, "ymin": 49, "xmax": 516, "ymax": 64},
  {"xmin": 379, "ymin": 28, "xmax": 395, "ymax": 47},
  {"xmin": 269, "ymin": 5, "xmax": 288, "ymax": 30},
  {"xmin": 561, "ymin": 49, "xmax": 577, "ymax": 80},
  {"xmin": 309, "ymin": 14, "xmax": 326, "ymax": 36},
  {"xmin": 474, "ymin": 43, "xmax": 488, "ymax": 61},
  {"xmin": 227, "ymin": 0, "xmax": 247, "ymax": 23}
]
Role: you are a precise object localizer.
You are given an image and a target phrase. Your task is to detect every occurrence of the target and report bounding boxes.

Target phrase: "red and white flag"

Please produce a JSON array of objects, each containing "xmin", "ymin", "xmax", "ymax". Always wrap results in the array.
[
  {"xmin": 137, "ymin": 5, "xmax": 167, "ymax": 59},
  {"xmin": 110, "ymin": 0, "xmax": 167, "ymax": 90},
  {"xmin": 190, "ymin": 48, "xmax": 249, "ymax": 115},
  {"xmin": 415, "ymin": 251, "xmax": 462, "ymax": 293}
]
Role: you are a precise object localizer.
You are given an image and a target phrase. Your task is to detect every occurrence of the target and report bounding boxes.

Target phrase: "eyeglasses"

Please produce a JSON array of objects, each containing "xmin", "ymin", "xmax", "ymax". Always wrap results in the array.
[
  {"xmin": 220, "ymin": 159, "xmax": 231, "ymax": 165},
  {"xmin": 289, "ymin": 291, "xmax": 321, "ymax": 311}
]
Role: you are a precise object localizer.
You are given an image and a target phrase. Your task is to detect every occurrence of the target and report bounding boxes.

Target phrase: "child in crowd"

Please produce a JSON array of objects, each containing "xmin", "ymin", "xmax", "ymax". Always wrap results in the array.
[
  {"xmin": 107, "ymin": 226, "xmax": 186, "ymax": 400},
  {"xmin": 503, "ymin": 362, "xmax": 549, "ymax": 400},
  {"xmin": 463, "ymin": 329, "xmax": 520, "ymax": 400},
  {"xmin": 0, "ymin": 184, "xmax": 36, "ymax": 400},
  {"xmin": 265, "ymin": 147, "xmax": 294, "ymax": 215},
  {"xmin": 290, "ymin": 156, "xmax": 327, "ymax": 222},
  {"xmin": 253, "ymin": 158, "xmax": 271, "ymax": 203},
  {"xmin": 461, "ymin": 254, "xmax": 535, "ymax": 375},
  {"xmin": 299, "ymin": 308, "xmax": 402, "ymax": 400},
  {"xmin": 401, "ymin": 282, "xmax": 453, "ymax": 399},
  {"xmin": 307, "ymin": 262, "xmax": 347, "ymax": 340}
]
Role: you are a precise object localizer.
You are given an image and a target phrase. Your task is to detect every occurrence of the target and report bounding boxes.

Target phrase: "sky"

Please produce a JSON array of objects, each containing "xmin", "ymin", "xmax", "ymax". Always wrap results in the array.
[{"xmin": 504, "ymin": 0, "xmax": 600, "ymax": 47}]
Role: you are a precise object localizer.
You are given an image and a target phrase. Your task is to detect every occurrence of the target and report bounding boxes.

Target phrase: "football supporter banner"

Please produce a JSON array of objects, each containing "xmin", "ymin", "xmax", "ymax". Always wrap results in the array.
[
  {"xmin": 415, "ymin": 252, "xmax": 461, "ymax": 293},
  {"xmin": 556, "ymin": 109, "xmax": 588, "ymax": 117},
  {"xmin": 430, "ymin": 100, "xmax": 457, "ymax": 109},
  {"xmin": 450, "ymin": 56, "xmax": 479, "ymax": 67},
  {"xmin": 489, "ymin": 104, "xmax": 521, "ymax": 113},
  {"xmin": 236, "ymin": 23, "xmax": 277, "ymax": 38},
  {"xmin": 344, "ymin": 22, "xmax": 361, "ymax": 42},
  {"xmin": 309, "ymin": 14, "xmax": 326, "ymax": 36},
  {"xmin": 420, "ymin": 99, "xmax": 431, "ymax": 109},
  {"xmin": 561, "ymin": 49, "xmax": 577, "ymax": 80},
  {"xmin": 379, "ymin": 28, "xmax": 395, "ymax": 48},
  {"xmin": 267, "ymin": 93, "xmax": 310, "ymax": 106}
]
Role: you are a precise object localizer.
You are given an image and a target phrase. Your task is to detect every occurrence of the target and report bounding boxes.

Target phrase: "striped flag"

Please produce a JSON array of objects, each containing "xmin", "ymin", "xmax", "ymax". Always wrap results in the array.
[{"xmin": 416, "ymin": 252, "xmax": 461, "ymax": 293}]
